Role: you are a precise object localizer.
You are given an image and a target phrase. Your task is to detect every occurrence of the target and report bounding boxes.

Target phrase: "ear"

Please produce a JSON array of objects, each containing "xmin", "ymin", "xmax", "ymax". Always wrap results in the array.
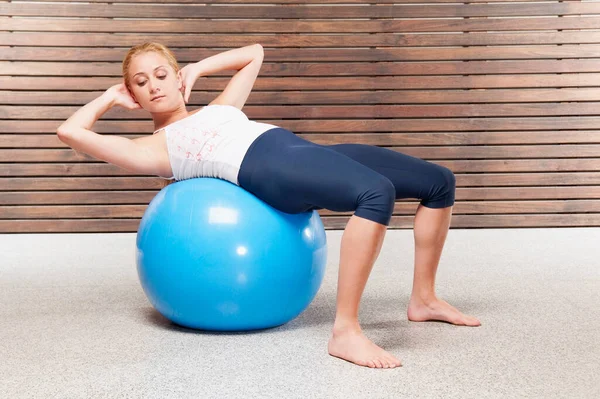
[{"xmin": 177, "ymin": 70, "xmax": 183, "ymax": 91}]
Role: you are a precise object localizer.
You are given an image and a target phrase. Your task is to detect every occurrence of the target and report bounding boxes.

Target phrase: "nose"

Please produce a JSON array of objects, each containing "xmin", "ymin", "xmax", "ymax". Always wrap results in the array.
[{"xmin": 148, "ymin": 78, "xmax": 160, "ymax": 93}]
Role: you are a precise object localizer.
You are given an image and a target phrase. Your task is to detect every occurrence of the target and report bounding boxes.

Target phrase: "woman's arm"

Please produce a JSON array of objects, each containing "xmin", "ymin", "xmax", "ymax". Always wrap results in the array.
[
  {"xmin": 57, "ymin": 85, "xmax": 158, "ymax": 175},
  {"xmin": 182, "ymin": 44, "xmax": 264, "ymax": 110}
]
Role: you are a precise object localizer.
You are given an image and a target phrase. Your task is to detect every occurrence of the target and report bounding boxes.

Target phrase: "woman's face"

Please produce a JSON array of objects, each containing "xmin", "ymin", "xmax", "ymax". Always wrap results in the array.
[{"xmin": 127, "ymin": 52, "xmax": 184, "ymax": 112}]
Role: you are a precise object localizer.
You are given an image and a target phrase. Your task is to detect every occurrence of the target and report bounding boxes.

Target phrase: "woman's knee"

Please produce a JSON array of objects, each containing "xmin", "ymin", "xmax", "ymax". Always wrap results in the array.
[
  {"xmin": 354, "ymin": 176, "xmax": 396, "ymax": 225},
  {"xmin": 440, "ymin": 166, "xmax": 456, "ymax": 192},
  {"xmin": 421, "ymin": 165, "xmax": 456, "ymax": 208}
]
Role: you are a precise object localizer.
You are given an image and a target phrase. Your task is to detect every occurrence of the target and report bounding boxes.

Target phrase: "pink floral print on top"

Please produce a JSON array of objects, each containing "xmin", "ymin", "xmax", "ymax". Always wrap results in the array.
[{"xmin": 169, "ymin": 125, "xmax": 222, "ymax": 162}]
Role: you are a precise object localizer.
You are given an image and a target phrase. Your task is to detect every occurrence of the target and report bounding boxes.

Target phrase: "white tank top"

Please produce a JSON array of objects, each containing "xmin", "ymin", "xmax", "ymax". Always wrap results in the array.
[{"xmin": 155, "ymin": 104, "xmax": 276, "ymax": 184}]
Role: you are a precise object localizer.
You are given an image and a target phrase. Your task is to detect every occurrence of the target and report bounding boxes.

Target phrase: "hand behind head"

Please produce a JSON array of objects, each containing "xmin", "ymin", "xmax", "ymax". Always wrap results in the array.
[{"xmin": 107, "ymin": 83, "xmax": 142, "ymax": 110}]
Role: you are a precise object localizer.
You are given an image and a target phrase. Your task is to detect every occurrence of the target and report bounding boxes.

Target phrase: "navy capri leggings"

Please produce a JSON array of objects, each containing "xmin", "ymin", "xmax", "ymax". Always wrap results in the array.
[{"xmin": 238, "ymin": 128, "xmax": 456, "ymax": 226}]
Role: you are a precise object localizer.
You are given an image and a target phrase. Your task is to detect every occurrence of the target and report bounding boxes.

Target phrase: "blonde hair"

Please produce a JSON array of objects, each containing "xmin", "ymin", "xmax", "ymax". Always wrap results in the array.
[{"xmin": 122, "ymin": 42, "xmax": 180, "ymax": 89}]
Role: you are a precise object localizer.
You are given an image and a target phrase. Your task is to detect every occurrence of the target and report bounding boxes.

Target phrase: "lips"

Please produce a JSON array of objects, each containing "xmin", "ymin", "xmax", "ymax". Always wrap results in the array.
[{"xmin": 151, "ymin": 95, "xmax": 165, "ymax": 101}]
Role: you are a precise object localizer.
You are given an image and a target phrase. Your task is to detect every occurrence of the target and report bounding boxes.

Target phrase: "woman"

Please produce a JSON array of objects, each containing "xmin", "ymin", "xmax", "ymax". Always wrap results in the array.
[{"xmin": 57, "ymin": 42, "xmax": 480, "ymax": 369}]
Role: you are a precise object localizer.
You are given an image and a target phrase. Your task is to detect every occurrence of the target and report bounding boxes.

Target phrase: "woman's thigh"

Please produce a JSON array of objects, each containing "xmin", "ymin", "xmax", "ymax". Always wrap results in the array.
[
  {"xmin": 326, "ymin": 143, "xmax": 454, "ymax": 202},
  {"xmin": 238, "ymin": 130, "xmax": 393, "ymax": 214}
]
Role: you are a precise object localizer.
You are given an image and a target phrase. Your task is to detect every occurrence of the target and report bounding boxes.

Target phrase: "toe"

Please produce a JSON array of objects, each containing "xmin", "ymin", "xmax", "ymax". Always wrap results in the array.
[
  {"xmin": 389, "ymin": 356, "xmax": 402, "ymax": 367},
  {"xmin": 383, "ymin": 355, "xmax": 395, "ymax": 367},
  {"xmin": 462, "ymin": 315, "xmax": 479, "ymax": 326}
]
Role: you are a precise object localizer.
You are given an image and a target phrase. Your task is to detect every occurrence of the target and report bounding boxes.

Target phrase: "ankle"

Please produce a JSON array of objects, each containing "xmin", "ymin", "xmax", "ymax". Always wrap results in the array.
[
  {"xmin": 332, "ymin": 317, "xmax": 362, "ymax": 336},
  {"xmin": 410, "ymin": 292, "xmax": 438, "ymax": 306}
]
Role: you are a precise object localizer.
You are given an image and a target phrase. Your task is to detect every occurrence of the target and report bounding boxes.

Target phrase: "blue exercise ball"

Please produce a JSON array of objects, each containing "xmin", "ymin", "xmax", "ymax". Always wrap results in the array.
[{"xmin": 136, "ymin": 178, "xmax": 327, "ymax": 331}]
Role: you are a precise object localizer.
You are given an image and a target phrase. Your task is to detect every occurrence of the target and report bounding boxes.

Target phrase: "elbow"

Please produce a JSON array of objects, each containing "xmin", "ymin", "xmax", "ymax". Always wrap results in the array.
[{"xmin": 56, "ymin": 125, "xmax": 72, "ymax": 143}]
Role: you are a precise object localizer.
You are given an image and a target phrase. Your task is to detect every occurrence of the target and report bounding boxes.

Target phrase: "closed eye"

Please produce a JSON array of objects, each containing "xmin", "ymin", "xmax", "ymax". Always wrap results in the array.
[{"xmin": 137, "ymin": 74, "xmax": 167, "ymax": 86}]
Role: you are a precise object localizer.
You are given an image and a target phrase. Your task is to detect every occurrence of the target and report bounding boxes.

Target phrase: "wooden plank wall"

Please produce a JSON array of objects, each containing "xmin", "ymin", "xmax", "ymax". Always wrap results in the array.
[{"xmin": 2, "ymin": 0, "xmax": 600, "ymax": 232}]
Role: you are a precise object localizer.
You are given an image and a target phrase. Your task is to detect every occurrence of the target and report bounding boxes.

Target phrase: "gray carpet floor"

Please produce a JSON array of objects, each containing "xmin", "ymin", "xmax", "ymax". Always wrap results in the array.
[{"xmin": 1, "ymin": 228, "xmax": 599, "ymax": 399}]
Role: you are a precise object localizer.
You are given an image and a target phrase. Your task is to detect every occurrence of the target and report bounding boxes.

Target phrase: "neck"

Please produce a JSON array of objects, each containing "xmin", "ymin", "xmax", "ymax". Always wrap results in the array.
[{"xmin": 152, "ymin": 104, "xmax": 189, "ymax": 131}]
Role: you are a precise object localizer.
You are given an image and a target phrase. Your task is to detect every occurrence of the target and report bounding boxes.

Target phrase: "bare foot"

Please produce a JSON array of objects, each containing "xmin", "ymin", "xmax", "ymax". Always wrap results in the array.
[
  {"xmin": 328, "ymin": 328, "xmax": 402, "ymax": 369},
  {"xmin": 407, "ymin": 297, "xmax": 481, "ymax": 326}
]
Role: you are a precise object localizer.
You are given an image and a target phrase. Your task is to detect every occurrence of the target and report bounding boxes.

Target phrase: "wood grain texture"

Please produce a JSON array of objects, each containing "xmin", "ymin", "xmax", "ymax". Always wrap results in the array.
[
  {"xmin": 3, "ymin": 3, "xmax": 599, "ymax": 19},
  {"xmin": 2, "ymin": 1, "xmax": 599, "ymax": 231}
]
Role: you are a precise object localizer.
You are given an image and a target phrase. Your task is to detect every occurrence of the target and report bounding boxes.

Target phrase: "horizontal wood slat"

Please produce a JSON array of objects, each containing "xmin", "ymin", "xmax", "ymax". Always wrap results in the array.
[
  {"xmin": 20, "ymin": 0, "xmax": 585, "ymax": 4},
  {"xmin": 3, "ymin": 173, "xmax": 600, "ymax": 191},
  {"xmin": 5, "ymin": 118, "xmax": 600, "ymax": 133},
  {"xmin": 2, "ymin": 205, "xmax": 150, "ymax": 219},
  {"xmin": 5, "ymin": 104, "xmax": 600, "ymax": 120},
  {"xmin": 5, "ymin": 17, "xmax": 599, "ymax": 33},
  {"xmin": 4, "ymin": 158, "xmax": 600, "ymax": 176},
  {"xmin": 3, "ymin": 214, "xmax": 600, "ymax": 234},
  {"xmin": 4, "ymin": 131, "xmax": 600, "ymax": 148},
  {"xmin": 6, "ymin": 46, "xmax": 600, "ymax": 62},
  {"xmin": 3, "ymin": 75, "xmax": 598, "ymax": 91},
  {"xmin": 4, "ymin": 60, "xmax": 600, "ymax": 77},
  {"xmin": 4, "ymin": 199, "xmax": 600, "ymax": 219},
  {"xmin": 0, "ymin": 178, "xmax": 164, "ymax": 191},
  {"xmin": 0, "ymin": 191, "xmax": 160, "ymax": 205},
  {"xmin": 3, "ymin": 3, "xmax": 598, "ymax": 19},
  {"xmin": 4, "ymin": 89, "xmax": 600, "ymax": 105},
  {"xmin": 4, "ymin": 32, "xmax": 600, "ymax": 47},
  {"xmin": 3, "ymin": 145, "xmax": 600, "ymax": 162},
  {"xmin": 4, "ymin": 187, "xmax": 600, "ymax": 206}
]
